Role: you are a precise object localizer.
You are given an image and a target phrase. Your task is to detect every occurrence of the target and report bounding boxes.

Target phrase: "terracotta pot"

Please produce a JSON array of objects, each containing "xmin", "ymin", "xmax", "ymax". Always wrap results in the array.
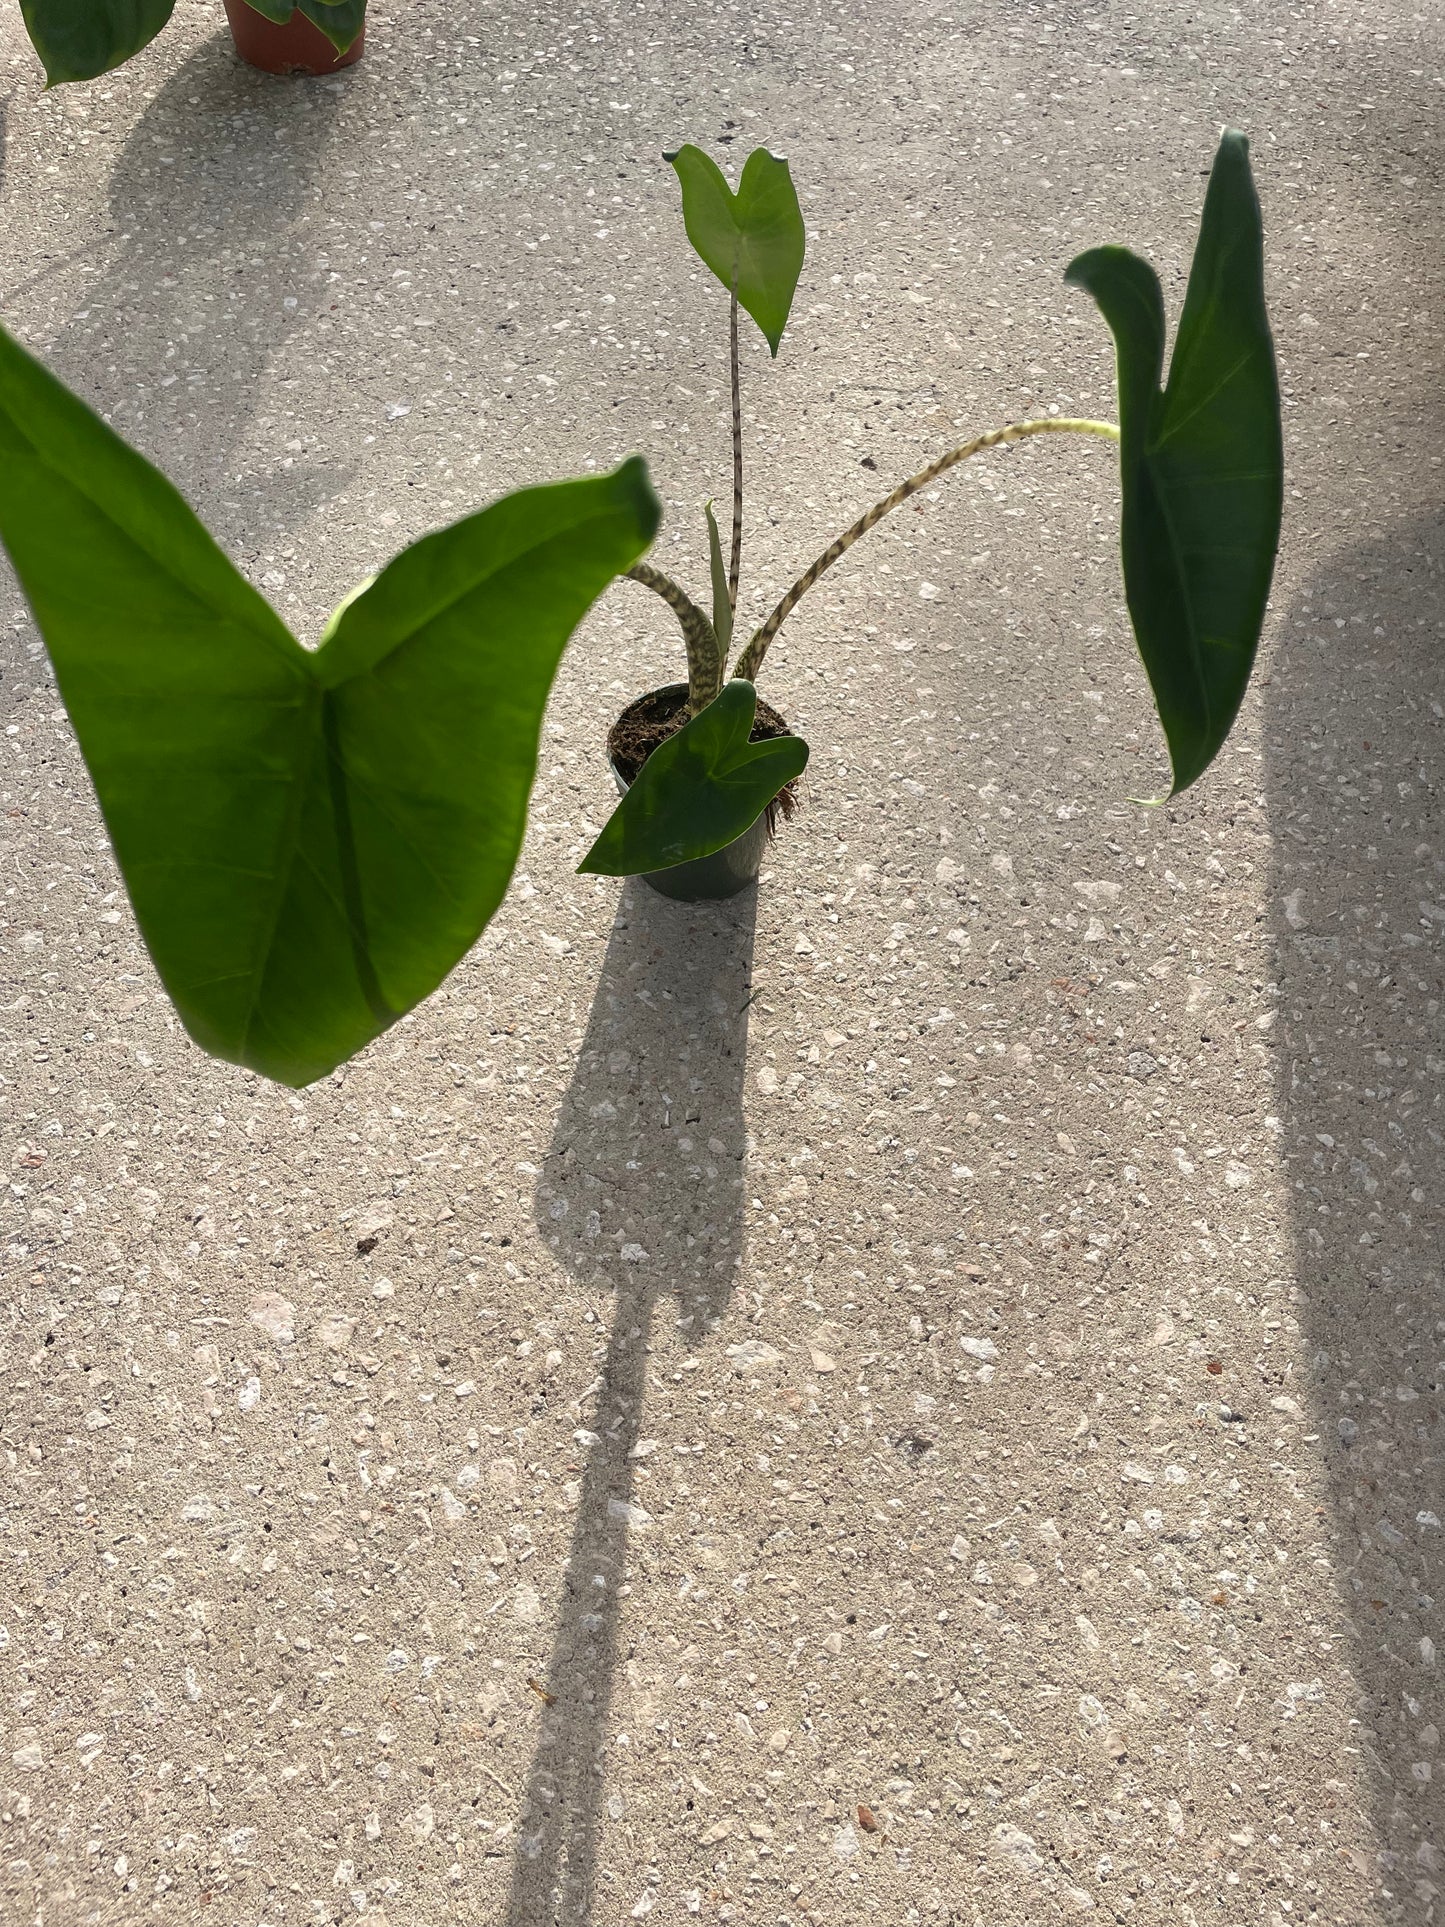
[{"xmin": 223, "ymin": 0, "xmax": 365, "ymax": 75}]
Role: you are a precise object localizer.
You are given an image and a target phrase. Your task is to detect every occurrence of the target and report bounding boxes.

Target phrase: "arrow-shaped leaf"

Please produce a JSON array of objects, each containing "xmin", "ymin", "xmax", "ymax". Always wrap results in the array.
[
  {"xmin": 20, "ymin": 0, "xmax": 176, "ymax": 84},
  {"xmin": 1065, "ymin": 129, "xmax": 1283, "ymax": 796},
  {"xmin": 0, "ymin": 321, "xmax": 659, "ymax": 1087},
  {"xmin": 579, "ymin": 680, "xmax": 807, "ymax": 877},
  {"xmin": 666, "ymin": 145, "xmax": 806, "ymax": 356}
]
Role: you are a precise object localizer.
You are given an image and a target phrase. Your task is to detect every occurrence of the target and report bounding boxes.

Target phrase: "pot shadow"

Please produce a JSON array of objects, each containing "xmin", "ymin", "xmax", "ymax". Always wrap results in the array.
[
  {"xmin": 0, "ymin": 32, "xmax": 355, "ymax": 695},
  {"xmin": 1263, "ymin": 507, "xmax": 1445, "ymax": 1904},
  {"xmin": 505, "ymin": 880, "xmax": 758, "ymax": 1927}
]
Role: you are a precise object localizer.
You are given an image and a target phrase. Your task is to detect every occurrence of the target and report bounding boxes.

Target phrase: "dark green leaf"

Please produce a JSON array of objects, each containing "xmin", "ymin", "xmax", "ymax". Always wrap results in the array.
[
  {"xmin": 666, "ymin": 145, "xmax": 805, "ymax": 356},
  {"xmin": 580, "ymin": 681, "xmax": 807, "ymax": 877},
  {"xmin": 20, "ymin": 0, "xmax": 175, "ymax": 84},
  {"xmin": 705, "ymin": 501, "xmax": 733, "ymax": 652},
  {"xmin": 1065, "ymin": 128, "xmax": 1282, "ymax": 795},
  {"xmin": 0, "ymin": 321, "xmax": 659, "ymax": 1086}
]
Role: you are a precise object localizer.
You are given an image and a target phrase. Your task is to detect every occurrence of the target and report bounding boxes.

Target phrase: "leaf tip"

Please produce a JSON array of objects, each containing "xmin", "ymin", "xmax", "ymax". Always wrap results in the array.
[
  {"xmin": 1061, "ymin": 241, "xmax": 1124, "ymax": 293},
  {"xmin": 612, "ymin": 452, "xmax": 663, "ymax": 542},
  {"xmin": 576, "ymin": 837, "xmax": 627, "ymax": 877}
]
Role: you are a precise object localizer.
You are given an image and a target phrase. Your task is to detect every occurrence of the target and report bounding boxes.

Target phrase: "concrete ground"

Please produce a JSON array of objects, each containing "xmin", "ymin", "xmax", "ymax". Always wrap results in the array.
[{"xmin": 0, "ymin": 1, "xmax": 1441, "ymax": 1922}]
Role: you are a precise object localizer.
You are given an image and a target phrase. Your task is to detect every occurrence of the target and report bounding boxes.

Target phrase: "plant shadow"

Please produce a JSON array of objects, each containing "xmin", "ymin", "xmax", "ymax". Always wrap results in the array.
[
  {"xmin": 506, "ymin": 879, "xmax": 758, "ymax": 1926},
  {"xmin": 0, "ymin": 33, "xmax": 355, "ymax": 696},
  {"xmin": 1263, "ymin": 505, "xmax": 1445, "ymax": 1900}
]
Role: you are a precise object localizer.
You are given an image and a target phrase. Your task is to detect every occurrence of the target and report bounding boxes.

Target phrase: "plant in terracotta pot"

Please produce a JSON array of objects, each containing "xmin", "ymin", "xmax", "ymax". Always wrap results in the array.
[
  {"xmin": 0, "ymin": 130, "xmax": 1280, "ymax": 1087},
  {"xmin": 222, "ymin": 0, "xmax": 366, "ymax": 77},
  {"xmin": 580, "ymin": 131, "xmax": 1284, "ymax": 901},
  {"xmin": 18, "ymin": 0, "xmax": 365, "ymax": 85}
]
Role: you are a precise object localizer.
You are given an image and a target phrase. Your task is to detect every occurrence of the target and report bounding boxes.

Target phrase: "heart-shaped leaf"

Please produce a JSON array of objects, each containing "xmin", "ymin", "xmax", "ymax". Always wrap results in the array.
[
  {"xmin": 20, "ymin": 0, "xmax": 176, "ymax": 83},
  {"xmin": 1065, "ymin": 129, "xmax": 1283, "ymax": 796},
  {"xmin": 241, "ymin": 0, "xmax": 366, "ymax": 54},
  {"xmin": 666, "ymin": 146, "xmax": 805, "ymax": 356},
  {"xmin": 579, "ymin": 681, "xmax": 808, "ymax": 877},
  {"xmin": 0, "ymin": 321, "xmax": 659, "ymax": 1087}
]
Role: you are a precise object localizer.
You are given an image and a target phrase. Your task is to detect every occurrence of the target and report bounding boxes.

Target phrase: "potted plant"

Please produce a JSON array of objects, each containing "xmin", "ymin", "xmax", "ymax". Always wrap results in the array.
[
  {"xmin": 0, "ymin": 129, "xmax": 1280, "ymax": 1087},
  {"xmin": 221, "ymin": 1, "xmax": 366, "ymax": 76},
  {"xmin": 18, "ymin": 0, "xmax": 366, "ymax": 85},
  {"xmin": 579, "ymin": 131, "xmax": 1283, "ymax": 899}
]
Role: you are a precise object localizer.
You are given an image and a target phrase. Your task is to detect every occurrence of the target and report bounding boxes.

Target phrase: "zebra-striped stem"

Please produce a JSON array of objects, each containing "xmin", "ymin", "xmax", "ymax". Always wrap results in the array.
[
  {"xmin": 731, "ymin": 416, "xmax": 1120, "ymax": 685},
  {"xmin": 623, "ymin": 561, "xmax": 725, "ymax": 715}
]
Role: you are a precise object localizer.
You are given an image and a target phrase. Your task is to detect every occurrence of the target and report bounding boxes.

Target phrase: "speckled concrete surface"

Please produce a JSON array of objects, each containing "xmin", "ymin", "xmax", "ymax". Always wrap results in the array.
[{"xmin": 0, "ymin": 2, "xmax": 1442, "ymax": 1923}]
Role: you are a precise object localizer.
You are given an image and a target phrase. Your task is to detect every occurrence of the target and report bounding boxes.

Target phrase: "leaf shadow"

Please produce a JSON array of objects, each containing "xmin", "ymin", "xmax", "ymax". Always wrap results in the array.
[
  {"xmin": 0, "ymin": 32, "xmax": 356, "ymax": 695},
  {"xmin": 1263, "ymin": 504, "xmax": 1445, "ymax": 1892},
  {"xmin": 505, "ymin": 879, "xmax": 758, "ymax": 1925}
]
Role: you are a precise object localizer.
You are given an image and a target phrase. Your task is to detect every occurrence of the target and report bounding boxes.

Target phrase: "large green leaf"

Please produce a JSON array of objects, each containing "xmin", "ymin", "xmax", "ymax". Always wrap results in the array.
[
  {"xmin": 666, "ymin": 146, "xmax": 805, "ymax": 356},
  {"xmin": 1065, "ymin": 129, "xmax": 1282, "ymax": 795},
  {"xmin": 20, "ymin": 0, "xmax": 175, "ymax": 83},
  {"xmin": 239, "ymin": 0, "xmax": 367, "ymax": 54},
  {"xmin": 0, "ymin": 323, "xmax": 659, "ymax": 1087},
  {"xmin": 580, "ymin": 681, "xmax": 807, "ymax": 877}
]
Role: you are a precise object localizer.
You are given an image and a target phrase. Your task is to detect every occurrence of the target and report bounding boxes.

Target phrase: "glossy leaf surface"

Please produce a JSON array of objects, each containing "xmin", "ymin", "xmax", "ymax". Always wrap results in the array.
[
  {"xmin": 580, "ymin": 681, "xmax": 807, "ymax": 876},
  {"xmin": 1065, "ymin": 129, "xmax": 1282, "ymax": 794},
  {"xmin": 666, "ymin": 145, "xmax": 805, "ymax": 355},
  {"xmin": 20, "ymin": 0, "xmax": 175, "ymax": 83},
  {"xmin": 0, "ymin": 323, "xmax": 659, "ymax": 1086}
]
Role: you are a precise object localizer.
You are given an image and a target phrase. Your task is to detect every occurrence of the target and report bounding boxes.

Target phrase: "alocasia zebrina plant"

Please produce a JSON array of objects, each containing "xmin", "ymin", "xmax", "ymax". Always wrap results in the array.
[
  {"xmin": 584, "ymin": 128, "xmax": 1283, "ymax": 874},
  {"xmin": 0, "ymin": 128, "xmax": 1281, "ymax": 1087}
]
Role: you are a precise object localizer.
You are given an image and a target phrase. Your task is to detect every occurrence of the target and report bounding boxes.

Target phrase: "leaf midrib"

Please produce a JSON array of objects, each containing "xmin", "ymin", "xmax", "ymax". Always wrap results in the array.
[
  {"xmin": 1144, "ymin": 333, "xmax": 1265, "ymax": 762},
  {"xmin": 235, "ymin": 681, "xmax": 327, "ymax": 1061},
  {"xmin": 236, "ymin": 503, "xmax": 633, "ymax": 1054}
]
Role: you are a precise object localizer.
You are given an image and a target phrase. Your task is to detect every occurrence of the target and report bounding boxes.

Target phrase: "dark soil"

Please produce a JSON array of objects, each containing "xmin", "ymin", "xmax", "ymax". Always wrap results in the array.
[{"xmin": 607, "ymin": 684, "xmax": 801, "ymax": 828}]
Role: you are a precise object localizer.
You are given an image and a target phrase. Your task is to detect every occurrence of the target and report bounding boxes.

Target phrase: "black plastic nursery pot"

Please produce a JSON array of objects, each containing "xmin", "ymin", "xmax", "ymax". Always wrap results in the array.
[
  {"xmin": 606, "ymin": 682, "xmax": 797, "ymax": 903},
  {"xmin": 223, "ymin": 0, "xmax": 365, "ymax": 74}
]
